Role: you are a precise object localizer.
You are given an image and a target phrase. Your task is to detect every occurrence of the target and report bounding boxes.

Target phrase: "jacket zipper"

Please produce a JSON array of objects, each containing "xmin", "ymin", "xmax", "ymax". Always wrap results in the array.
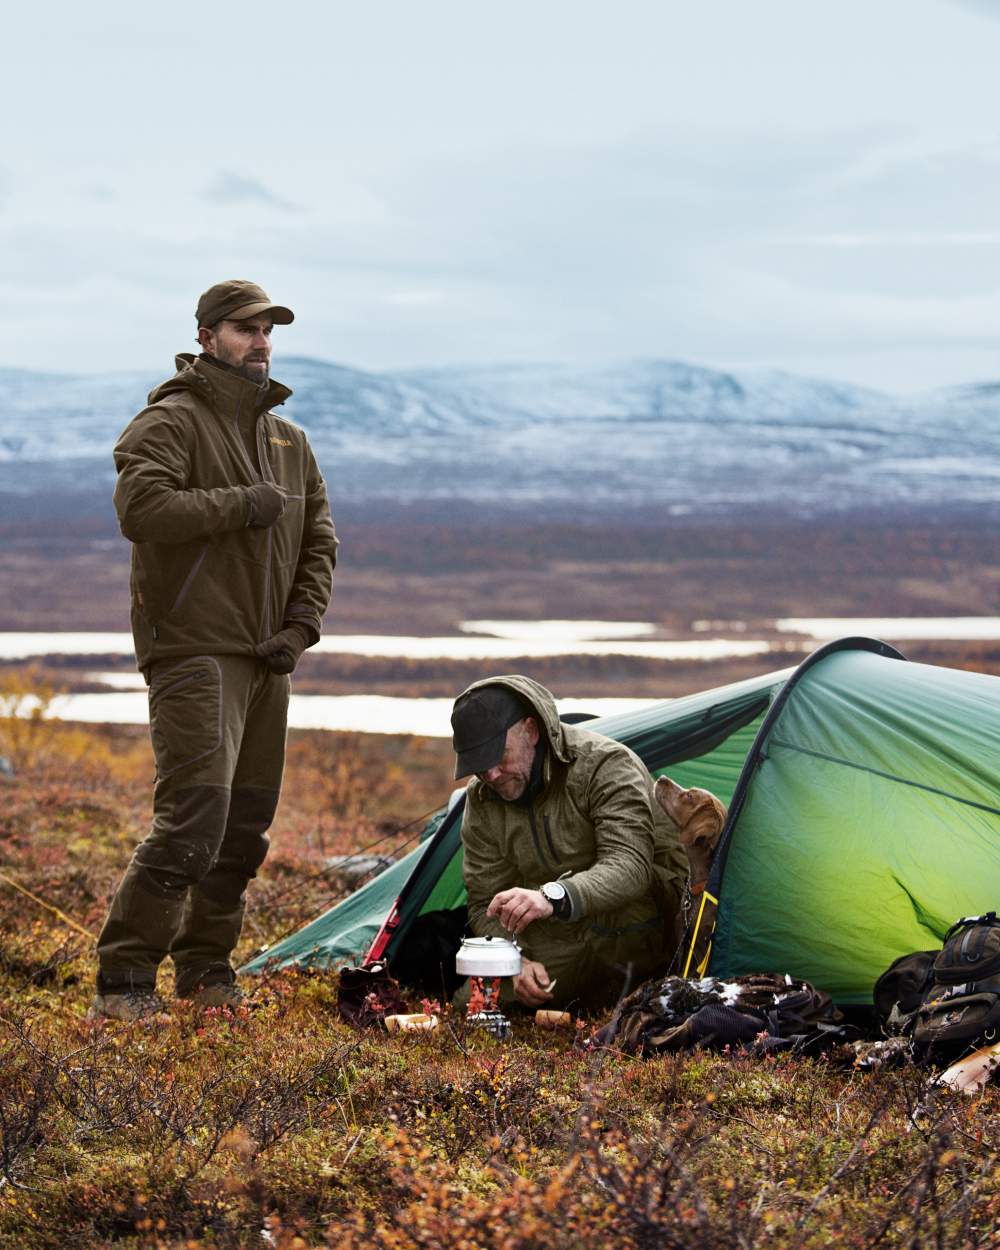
[
  {"xmin": 263, "ymin": 528, "xmax": 273, "ymax": 639},
  {"xmin": 256, "ymin": 408, "xmax": 271, "ymax": 480},
  {"xmin": 542, "ymin": 816, "xmax": 559, "ymax": 864},
  {"xmin": 528, "ymin": 809, "xmax": 560, "ymax": 871},
  {"xmin": 231, "ymin": 392, "xmax": 264, "ymax": 482},
  {"xmin": 231, "ymin": 392, "xmax": 273, "ymax": 643},
  {"xmin": 527, "ymin": 809, "xmax": 548, "ymax": 868}
]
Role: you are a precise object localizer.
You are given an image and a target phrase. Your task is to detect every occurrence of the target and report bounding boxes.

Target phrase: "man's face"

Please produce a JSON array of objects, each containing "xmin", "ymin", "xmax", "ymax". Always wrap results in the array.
[
  {"xmin": 199, "ymin": 315, "xmax": 273, "ymax": 382},
  {"xmin": 478, "ymin": 717, "xmax": 540, "ymax": 801}
]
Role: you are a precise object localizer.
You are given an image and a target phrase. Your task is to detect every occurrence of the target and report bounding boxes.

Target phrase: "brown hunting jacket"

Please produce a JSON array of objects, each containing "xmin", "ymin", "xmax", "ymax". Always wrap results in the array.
[
  {"xmin": 113, "ymin": 354, "xmax": 338, "ymax": 669},
  {"xmin": 460, "ymin": 675, "xmax": 688, "ymax": 980}
]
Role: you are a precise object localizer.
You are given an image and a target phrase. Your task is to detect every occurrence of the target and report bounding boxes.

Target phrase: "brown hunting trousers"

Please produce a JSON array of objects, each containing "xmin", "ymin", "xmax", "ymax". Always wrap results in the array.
[{"xmin": 96, "ymin": 655, "xmax": 288, "ymax": 995}]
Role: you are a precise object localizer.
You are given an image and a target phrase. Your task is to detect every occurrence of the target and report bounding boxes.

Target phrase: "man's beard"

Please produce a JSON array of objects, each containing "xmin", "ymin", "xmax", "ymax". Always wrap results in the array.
[{"xmin": 237, "ymin": 357, "xmax": 269, "ymax": 383}]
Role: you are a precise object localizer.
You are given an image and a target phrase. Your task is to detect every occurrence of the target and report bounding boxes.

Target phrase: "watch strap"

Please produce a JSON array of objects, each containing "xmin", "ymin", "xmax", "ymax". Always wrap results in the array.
[{"xmin": 542, "ymin": 881, "xmax": 570, "ymax": 920}]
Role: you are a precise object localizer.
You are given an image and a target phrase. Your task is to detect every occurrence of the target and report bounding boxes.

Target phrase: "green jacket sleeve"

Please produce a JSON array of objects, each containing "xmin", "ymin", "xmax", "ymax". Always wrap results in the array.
[
  {"xmin": 113, "ymin": 407, "xmax": 250, "ymax": 544},
  {"xmin": 562, "ymin": 752, "xmax": 655, "ymax": 920},
  {"xmin": 281, "ymin": 445, "xmax": 338, "ymax": 644},
  {"xmin": 461, "ymin": 800, "xmax": 519, "ymax": 940}
]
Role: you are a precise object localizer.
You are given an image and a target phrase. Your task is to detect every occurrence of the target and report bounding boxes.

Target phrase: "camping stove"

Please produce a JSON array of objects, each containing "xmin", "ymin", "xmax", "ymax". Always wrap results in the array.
[{"xmin": 455, "ymin": 936, "xmax": 522, "ymax": 1040}]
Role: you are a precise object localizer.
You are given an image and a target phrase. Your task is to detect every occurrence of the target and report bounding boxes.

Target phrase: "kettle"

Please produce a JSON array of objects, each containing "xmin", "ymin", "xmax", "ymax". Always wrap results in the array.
[{"xmin": 455, "ymin": 935, "xmax": 522, "ymax": 978}]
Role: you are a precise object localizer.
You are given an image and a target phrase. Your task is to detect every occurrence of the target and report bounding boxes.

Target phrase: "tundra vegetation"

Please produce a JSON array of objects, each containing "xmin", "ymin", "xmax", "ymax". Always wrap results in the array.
[{"xmin": 2, "ymin": 670, "xmax": 1000, "ymax": 1249}]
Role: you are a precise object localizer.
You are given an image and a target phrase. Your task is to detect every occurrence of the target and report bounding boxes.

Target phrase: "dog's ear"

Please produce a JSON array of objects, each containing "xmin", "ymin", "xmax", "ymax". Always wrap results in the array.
[{"xmin": 678, "ymin": 797, "xmax": 727, "ymax": 852}]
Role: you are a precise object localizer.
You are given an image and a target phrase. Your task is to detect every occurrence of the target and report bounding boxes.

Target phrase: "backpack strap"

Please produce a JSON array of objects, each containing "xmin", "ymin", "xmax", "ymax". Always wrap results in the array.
[{"xmin": 943, "ymin": 912, "xmax": 998, "ymax": 944}]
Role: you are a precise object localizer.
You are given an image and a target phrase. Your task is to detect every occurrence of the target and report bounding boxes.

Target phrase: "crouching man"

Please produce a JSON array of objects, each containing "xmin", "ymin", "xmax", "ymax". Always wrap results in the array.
[{"xmin": 451, "ymin": 676, "xmax": 688, "ymax": 1013}]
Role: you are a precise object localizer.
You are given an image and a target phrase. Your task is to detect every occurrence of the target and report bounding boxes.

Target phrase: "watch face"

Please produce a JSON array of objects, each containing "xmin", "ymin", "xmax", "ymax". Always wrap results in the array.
[{"xmin": 543, "ymin": 882, "xmax": 566, "ymax": 902}]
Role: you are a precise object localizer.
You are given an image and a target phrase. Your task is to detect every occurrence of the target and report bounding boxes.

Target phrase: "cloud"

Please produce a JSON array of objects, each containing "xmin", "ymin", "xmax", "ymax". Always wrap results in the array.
[
  {"xmin": 787, "ymin": 231, "xmax": 1000, "ymax": 247},
  {"xmin": 384, "ymin": 290, "xmax": 445, "ymax": 308},
  {"xmin": 3, "ymin": 117, "xmax": 1000, "ymax": 391},
  {"xmin": 201, "ymin": 170, "xmax": 298, "ymax": 212},
  {"xmin": 951, "ymin": 0, "xmax": 1000, "ymax": 19},
  {"xmin": 82, "ymin": 182, "xmax": 116, "ymax": 203}
]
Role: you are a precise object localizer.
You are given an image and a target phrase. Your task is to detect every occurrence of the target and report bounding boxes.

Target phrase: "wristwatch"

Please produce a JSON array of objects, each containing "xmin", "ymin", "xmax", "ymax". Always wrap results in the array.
[{"xmin": 541, "ymin": 880, "xmax": 571, "ymax": 920}]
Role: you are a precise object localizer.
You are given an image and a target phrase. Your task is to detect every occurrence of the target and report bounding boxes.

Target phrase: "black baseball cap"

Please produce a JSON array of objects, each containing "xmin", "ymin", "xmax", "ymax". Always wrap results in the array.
[{"xmin": 451, "ymin": 685, "xmax": 530, "ymax": 780}]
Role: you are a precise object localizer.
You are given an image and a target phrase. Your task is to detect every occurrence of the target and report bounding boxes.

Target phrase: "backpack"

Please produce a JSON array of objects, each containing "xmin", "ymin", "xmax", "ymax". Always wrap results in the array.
[
  {"xmin": 873, "ymin": 949, "xmax": 937, "ymax": 1035},
  {"xmin": 913, "ymin": 913, "xmax": 1000, "ymax": 1056}
]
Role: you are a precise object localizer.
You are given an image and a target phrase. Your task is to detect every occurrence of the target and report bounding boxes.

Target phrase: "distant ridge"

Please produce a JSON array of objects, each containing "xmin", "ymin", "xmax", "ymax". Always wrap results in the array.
[{"xmin": 2, "ymin": 356, "xmax": 999, "ymax": 519}]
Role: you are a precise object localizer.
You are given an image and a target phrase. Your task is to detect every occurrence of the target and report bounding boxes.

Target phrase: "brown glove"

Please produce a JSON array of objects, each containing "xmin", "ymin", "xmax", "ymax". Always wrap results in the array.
[
  {"xmin": 244, "ymin": 482, "xmax": 287, "ymax": 528},
  {"xmin": 254, "ymin": 623, "xmax": 312, "ymax": 674}
]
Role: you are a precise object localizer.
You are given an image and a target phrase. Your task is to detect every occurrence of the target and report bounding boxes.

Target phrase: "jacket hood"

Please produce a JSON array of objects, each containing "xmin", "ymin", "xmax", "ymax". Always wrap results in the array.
[
  {"xmin": 455, "ymin": 674, "xmax": 573, "ymax": 765},
  {"xmin": 148, "ymin": 353, "xmax": 292, "ymax": 412}
]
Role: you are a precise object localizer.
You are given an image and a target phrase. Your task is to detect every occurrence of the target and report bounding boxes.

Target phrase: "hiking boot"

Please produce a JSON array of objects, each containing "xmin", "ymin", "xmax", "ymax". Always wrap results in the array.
[
  {"xmin": 183, "ymin": 982, "xmax": 246, "ymax": 1010},
  {"xmin": 89, "ymin": 989, "xmax": 165, "ymax": 1022}
]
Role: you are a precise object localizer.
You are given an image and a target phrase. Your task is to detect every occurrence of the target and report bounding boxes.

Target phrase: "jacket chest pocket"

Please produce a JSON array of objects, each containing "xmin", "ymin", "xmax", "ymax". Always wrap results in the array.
[
  {"xmin": 520, "ymin": 811, "xmax": 594, "ymax": 876},
  {"xmin": 539, "ymin": 811, "xmax": 597, "ymax": 868}
]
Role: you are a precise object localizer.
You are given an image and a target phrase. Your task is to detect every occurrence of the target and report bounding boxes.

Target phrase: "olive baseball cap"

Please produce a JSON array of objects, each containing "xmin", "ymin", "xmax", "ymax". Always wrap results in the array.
[
  {"xmin": 451, "ymin": 685, "xmax": 530, "ymax": 780},
  {"xmin": 196, "ymin": 280, "xmax": 294, "ymax": 328}
]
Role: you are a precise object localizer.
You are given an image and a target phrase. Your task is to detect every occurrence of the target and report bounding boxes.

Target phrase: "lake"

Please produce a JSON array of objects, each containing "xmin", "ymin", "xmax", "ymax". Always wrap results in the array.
[
  {"xmin": 0, "ymin": 620, "xmax": 772, "ymax": 663},
  {"xmin": 5, "ymin": 617, "xmax": 999, "ymax": 735},
  {"xmin": 40, "ymin": 687, "xmax": 655, "ymax": 737}
]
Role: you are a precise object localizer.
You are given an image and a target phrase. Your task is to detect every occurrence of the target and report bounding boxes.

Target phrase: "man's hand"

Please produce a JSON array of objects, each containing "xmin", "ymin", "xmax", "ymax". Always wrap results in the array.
[
  {"xmin": 254, "ymin": 624, "xmax": 311, "ymax": 674},
  {"xmin": 245, "ymin": 482, "xmax": 287, "ymax": 528},
  {"xmin": 512, "ymin": 958, "xmax": 555, "ymax": 1007},
  {"xmin": 487, "ymin": 886, "xmax": 553, "ymax": 934}
]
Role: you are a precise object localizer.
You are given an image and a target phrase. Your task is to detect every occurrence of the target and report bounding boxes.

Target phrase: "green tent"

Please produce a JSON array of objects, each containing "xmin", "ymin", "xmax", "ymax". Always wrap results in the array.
[
  {"xmin": 703, "ymin": 637, "xmax": 1000, "ymax": 1003},
  {"xmin": 243, "ymin": 638, "xmax": 1000, "ymax": 1004}
]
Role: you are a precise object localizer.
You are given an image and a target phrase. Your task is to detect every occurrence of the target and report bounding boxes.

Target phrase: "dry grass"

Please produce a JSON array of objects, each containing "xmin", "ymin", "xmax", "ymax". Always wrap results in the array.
[{"xmin": 2, "ymin": 680, "xmax": 1000, "ymax": 1248}]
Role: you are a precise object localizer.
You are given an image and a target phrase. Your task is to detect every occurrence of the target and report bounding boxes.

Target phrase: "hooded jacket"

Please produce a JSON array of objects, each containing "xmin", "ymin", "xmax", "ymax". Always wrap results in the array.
[
  {"xmin": 460, "ymin": 675, "xmax": 688, "ymax": 980},
  {"xmin": 113, "ymin": 354, "xmax": 338, "ymax": 669}
]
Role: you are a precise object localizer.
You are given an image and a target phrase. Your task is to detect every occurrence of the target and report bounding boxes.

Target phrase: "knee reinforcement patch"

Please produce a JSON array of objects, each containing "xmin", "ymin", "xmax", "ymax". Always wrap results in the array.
[
  {"xmin": 194, "ymin": 787, "xmax": 278, "ymax": 906},
  {"xmin": 135, "ymin": 784, "xmax": 230, "ymax": 894},
  {"xmin": 221, "ymin": 786, "xmax": 279, "ymax": 877}
]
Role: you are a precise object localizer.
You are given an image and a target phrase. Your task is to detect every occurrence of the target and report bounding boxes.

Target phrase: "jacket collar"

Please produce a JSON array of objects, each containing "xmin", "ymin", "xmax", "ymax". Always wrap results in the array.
[{"xmin": 166, "ymin": 352, "xmax": 293, "ymax": 417}]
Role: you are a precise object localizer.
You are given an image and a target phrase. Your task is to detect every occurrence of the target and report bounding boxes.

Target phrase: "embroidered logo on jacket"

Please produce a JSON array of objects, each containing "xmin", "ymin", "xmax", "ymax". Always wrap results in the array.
[{"xmin": 269, "ymin": 436, "xmax": 293, "ymax": 447}]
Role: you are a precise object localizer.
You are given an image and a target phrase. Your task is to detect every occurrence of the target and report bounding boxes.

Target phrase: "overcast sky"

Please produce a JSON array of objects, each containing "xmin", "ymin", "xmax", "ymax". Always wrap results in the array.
[{"xmin": 2, "ymin": 0, "xmax": 1000, "ymax": 391}]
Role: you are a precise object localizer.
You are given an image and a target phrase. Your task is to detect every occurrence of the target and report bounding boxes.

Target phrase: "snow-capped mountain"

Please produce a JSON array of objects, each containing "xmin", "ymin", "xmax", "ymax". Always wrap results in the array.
[{"xmin": 2, "ymin": 356, "xmax": 998, "ymax": 517}]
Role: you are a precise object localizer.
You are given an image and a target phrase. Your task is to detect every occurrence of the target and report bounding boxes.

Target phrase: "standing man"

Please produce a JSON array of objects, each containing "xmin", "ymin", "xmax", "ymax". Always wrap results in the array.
[
  {"xmin": 92, "ymin": 280, "xmax": 338, "ymax": 1020},
  {"xmin": 452, "ymin": 675, "xmax": 688, "ymax": 1013}
]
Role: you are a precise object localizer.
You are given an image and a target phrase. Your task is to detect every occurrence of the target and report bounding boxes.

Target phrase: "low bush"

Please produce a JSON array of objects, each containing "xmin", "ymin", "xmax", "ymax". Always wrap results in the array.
[{"xmin": 2, "ymin": 688, "xmax": 1000, "ymax": 1247}]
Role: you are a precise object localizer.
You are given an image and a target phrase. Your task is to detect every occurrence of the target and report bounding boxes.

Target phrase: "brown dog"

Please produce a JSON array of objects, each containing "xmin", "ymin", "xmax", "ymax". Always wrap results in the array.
[
  {"xmin": 654, "ymin": 776, "xmax": 727, "ymax": 889},
  {"xmin": 655, "ymin": 776, "xmax": 727, "ymax": 974}
]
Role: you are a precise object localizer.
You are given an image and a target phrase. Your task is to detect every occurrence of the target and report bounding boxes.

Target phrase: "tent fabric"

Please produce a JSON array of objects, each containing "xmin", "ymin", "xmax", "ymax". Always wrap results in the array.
[
  {"xmin": 241, "ymin": 666, "xmax": 790, "ymax": 975},
  {"xmin": 241, "ymin": 846, "xmax": 426, "ymax": 974},
  {"xmin": 708, "ymin": 642, "xmax": 1000, "ymax": 1004}
]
